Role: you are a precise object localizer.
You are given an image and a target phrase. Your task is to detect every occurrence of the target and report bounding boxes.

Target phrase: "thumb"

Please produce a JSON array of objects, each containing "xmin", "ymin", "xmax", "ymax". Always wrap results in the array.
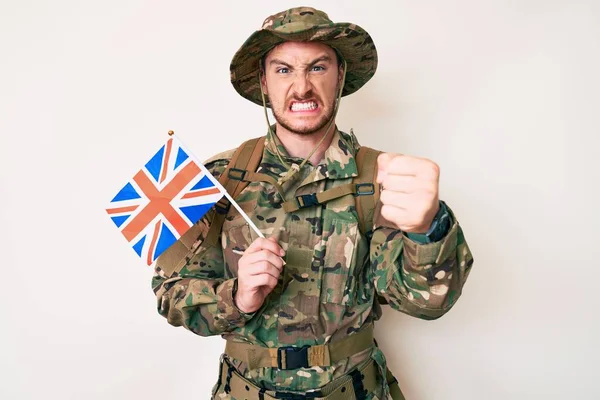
[{"xmin": 376, "ymin": 153, "xmax": 394, "ymax": 184}]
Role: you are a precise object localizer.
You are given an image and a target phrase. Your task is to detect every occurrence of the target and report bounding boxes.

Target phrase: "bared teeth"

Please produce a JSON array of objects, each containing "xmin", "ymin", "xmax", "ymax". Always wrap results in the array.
[{"xmin": 291, "ymin": 101, "xmax": 317, "ymax": 111}]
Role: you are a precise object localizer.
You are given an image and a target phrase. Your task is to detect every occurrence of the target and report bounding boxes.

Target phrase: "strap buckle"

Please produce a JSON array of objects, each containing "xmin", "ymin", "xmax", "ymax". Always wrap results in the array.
[
  {"xmin": 214, "ymin": 198, "xmax": 230, "ymax": 215},
  {"xmin": 294, "ymin": 193, "xmax": 319, "ymax": 209},
  {"xmin": 277, "ymin": 345, "xmax": 310, "ymax": 370},
  {"xmin": 228, "ymin": 168, "xmax": 247, "ymax": 181},
  {"xmin": 355, "ymin": 183, "xmax": 374, "ymax": 196}
]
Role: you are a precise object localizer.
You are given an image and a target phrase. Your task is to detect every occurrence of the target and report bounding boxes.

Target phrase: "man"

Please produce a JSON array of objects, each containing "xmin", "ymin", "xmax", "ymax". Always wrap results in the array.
[{"xmin": 152, "ymin": 7, "xmax": 473, "ymax": 400}]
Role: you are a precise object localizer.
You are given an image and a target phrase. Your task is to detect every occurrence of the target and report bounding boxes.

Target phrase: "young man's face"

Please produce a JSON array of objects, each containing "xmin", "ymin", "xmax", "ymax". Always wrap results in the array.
[{"xmin": 262, "ymin": 41, "xmax": 343, "ymax": 136}]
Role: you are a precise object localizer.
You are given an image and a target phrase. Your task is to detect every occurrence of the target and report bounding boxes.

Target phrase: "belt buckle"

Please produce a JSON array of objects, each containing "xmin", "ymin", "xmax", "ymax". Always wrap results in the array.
[{"xmin": 277, "ymin": 345, "xmax": 310, "ymax": 370}]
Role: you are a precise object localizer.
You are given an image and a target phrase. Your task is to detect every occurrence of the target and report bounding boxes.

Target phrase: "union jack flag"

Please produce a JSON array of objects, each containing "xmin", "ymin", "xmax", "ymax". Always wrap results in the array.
[{"xmin": 106, "ymin": 135, "xmax": 225, "ymax": 266}]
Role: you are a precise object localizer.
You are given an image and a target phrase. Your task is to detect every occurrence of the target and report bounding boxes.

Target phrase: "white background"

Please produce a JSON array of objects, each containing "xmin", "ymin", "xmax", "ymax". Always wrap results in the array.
[{"xmin": 1, "ymin": 1, "xmax": 599, "ymax": 399}]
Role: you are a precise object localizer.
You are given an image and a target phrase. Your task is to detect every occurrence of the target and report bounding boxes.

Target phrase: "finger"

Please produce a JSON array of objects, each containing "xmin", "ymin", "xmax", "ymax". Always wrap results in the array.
[
  {"xmin": 263, "ymin": 274, "xmax": 279, "ymax": 290},
  {"xmin": 385, "ymin": 156, "xmax": 421, "ymax": 177},
  {"xmin": 257, "ymin": 237, "xmax": 286, "ymax": 256},
  {"xmin": 380, "ymin": 190, "xmax": 410, "ymax": 208},
  {"xmin": 266, "ymin": 237, "xmax": 287, "ymax": 262},
  {"xmin": 254, "ymin": 274, "xmax": 278, "ymax": 290},
  {"xmin": 245, "ymin": 237, "xmax": 285, "ymax": 257},
  {"xmin": 380, "ymin": 175, "xmax": 417, "ymax": 193},
  {"xmin": 242, "ymin": 250, "xmax": 285, "ymax": 271},
  {"xmin": 388, "ymin": 157, "xmax": 439, "ymax": 179},
  {"xmin": 376, "ymin": 153, "xmax": 395, "ymax": 183},
  {"xmin": 245, "ymin": 262, "xmax": 282, "ymax": 280},
  {"xmin": 245, "ymin": 237, "xmax": 267, "ymax": 253},
  {"xmin": 247, "ymin": 271, "xmax": 281, "ymax": 288}
]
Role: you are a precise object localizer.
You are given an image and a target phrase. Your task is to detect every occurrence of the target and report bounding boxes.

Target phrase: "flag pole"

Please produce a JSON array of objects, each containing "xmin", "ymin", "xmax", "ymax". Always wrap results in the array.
[
  {"xmin": 215, "ymin": 185, "xmax": 265, "ymax": 239},
  {"xmin": 168, "ymin": 130, "xmax": 265, "ymax": 239}
]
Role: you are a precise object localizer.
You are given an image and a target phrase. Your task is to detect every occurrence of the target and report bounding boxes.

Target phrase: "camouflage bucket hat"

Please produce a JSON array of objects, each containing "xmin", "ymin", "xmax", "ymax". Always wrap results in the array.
[{"xmin": 230, "ymin": 7, "xmax": 378, "ymax": 107}]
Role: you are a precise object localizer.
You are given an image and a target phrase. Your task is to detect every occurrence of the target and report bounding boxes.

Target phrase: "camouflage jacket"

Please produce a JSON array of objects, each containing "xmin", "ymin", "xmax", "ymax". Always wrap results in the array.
[{"xmin": 151, "ymin": 128, "xmax": 474, "ymax": 396}]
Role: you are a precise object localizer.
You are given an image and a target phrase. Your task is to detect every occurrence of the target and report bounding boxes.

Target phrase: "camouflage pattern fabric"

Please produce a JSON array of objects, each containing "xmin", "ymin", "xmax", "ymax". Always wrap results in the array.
[
  {"xmin": 151, "ymin": 127, "xmax": 474, "ymax": 399},
  {"xmin": 230, "ymin": 6, "xmax": 378, "ymax": 107}
]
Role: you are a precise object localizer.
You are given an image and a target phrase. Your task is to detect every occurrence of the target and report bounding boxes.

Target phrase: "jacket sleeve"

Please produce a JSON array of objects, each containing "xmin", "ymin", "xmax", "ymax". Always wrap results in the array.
[
  {"xmin": 150, "ymin": 158, "xmax": 255, "ymax": 336},
  {"xmin": 370, "ymin": 203, "xmax": 474, "ymax": 320}
]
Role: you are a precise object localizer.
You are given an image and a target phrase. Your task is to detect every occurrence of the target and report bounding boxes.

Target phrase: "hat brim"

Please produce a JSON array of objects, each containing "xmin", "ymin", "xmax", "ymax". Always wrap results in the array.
[{"xmin": 230, "ymin": 22, "xmax": 377, "ymax": 107}]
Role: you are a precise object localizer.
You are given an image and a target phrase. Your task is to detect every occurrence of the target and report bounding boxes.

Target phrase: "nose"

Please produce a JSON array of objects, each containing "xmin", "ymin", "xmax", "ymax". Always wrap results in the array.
[{"xmin": 292, "ymin": 72, "xmax": 312, "ymax": 98}]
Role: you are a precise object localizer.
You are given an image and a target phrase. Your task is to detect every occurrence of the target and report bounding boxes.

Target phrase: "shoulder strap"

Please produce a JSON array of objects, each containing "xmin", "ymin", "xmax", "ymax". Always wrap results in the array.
[
  {"xmin": 355, "ymin": 146, "xmax": 392, "ymax": 306},
  {"xmin": 203, "ymin": 136, "xmax": 266, "ymax": 247},
  {"xmin": 354, "ymin": 146, "xmax": 382, "ymax": 239}
]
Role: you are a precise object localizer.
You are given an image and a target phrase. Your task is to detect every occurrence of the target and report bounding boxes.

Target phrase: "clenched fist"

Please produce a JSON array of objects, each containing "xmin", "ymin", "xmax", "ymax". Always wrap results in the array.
[
  {"xmin": 376, "ymin": 153, "xmax": 440, "ymax": 233},
  {"xmin": 234, "ymin": 237, "xmax": 285, "ymax": 314}
]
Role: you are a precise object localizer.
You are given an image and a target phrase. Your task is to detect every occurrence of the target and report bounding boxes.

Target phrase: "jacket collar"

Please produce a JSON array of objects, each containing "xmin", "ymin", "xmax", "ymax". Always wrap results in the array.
[{"xmin": 263, "ymin": 125, "xmax": 359, "ymax": 184}]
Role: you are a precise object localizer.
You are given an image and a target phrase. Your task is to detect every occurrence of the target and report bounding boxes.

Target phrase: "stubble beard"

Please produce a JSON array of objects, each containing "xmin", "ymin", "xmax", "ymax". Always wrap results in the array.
[{"xmin": 271, "ymin": 91, "xmax": 338, "ymax": 136}]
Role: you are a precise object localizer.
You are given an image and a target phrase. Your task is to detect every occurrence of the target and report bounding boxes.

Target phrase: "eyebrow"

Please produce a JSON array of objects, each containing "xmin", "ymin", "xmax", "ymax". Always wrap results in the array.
[{"xmin": 269, "ymin": 55, "xmax": 333, "ymax": 68}]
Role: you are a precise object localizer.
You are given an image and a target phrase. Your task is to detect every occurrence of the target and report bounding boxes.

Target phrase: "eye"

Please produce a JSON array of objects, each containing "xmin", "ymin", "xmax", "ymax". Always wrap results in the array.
[
  {"xmin": 311, "ymin": 65, "xmax": 325, "ymax": 72},
  {"xmin": 276, "ymin": 67, "xmax": 290, "ymax": 74}
]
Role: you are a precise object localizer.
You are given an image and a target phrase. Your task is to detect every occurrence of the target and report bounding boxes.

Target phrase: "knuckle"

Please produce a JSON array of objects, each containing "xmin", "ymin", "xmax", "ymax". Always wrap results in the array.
[
  {"xmin": 260, "ymin": 250, "xmax": 274, "ymax": 262},
  {"xmin": 426, "ymin": 160, "xmax": 440, "ymax": 177},
  {"xmin": 424, "ymin": 185, "xmax": 437, "ymax": 196},
  {"xmin": 258, "ymin": 261, "xmax": 269, "ymax": 272},
  {"xmin": 274, "ymin": 257, "xmax": 284, "ymax": 269},
  {"xmin": 267, "ymin": 276, "xmax": 277, "ymax": 287},
  {"xmin": 264, "ymin": 261, "xmax": 276, "ymax": 273},
  {"xmin": 268, "ymin": 256, "xmax": 280, "ymax": 269},
  {"xmin": 390, "ymin": 155, "xmax": 403, "ymax": 169},
  {"xmin": 258, "ymin": 249, "xmax": 269, "ymax": 259},
  {"xmin": 262, "ymin": 242, "xmax": 275, "ymax": 253}
]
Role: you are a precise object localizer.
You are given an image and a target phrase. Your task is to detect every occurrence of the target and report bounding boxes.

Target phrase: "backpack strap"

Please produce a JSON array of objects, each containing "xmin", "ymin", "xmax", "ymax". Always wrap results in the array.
[
  {"xmin": 203, "ymin": 136, "xmax": 266, "ymax": 247},
  {"xmin": 354, "ymin": 146, "xmax": 382, "ymax": 239},
  {"xmin": 155, "ymin": 215, "xmax": 208, "ymax": 277},
  {"xmin": 354, "ymin": 146, "xmax": 391, "ymax": 307}
]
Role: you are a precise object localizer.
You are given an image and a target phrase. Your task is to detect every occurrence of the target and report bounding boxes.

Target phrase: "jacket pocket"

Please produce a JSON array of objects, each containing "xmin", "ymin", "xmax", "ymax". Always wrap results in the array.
[{"xmin": 319, "ymin": 218, "xmax": 361, "ymax": 305}]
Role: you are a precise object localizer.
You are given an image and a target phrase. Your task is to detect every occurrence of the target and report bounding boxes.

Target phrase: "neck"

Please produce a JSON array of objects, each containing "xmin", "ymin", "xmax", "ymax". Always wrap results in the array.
[{"xmin": 274, "ymin": 121, "xmax": 336, "ymax": 166}]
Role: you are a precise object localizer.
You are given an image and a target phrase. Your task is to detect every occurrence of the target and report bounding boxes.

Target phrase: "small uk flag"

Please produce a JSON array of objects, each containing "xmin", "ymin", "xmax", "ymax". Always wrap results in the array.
[{"xmin": 106, "ymin": 134, "xmax": 224, "ymax": 266}]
